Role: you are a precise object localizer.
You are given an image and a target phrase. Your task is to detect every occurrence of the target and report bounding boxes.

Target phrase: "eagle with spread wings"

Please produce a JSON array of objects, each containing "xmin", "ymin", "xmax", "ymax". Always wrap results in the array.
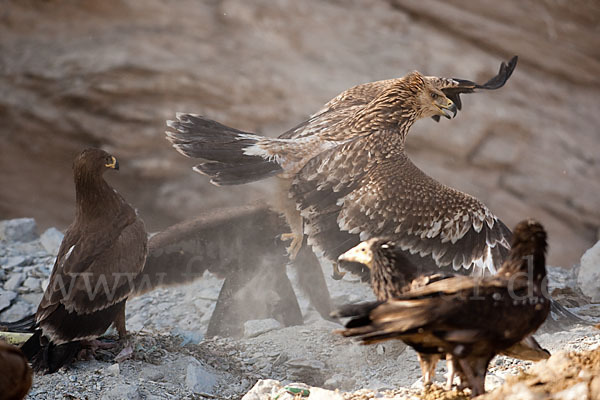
[{"xmin": 167, "ymin": 57, "xmax": 517, "ymax": 280}]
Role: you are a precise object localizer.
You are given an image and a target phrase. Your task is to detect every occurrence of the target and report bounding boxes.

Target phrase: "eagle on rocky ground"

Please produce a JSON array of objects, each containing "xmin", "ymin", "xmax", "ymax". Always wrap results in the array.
[
  {"xmin": 17, "ymin": 149, "xmax": 148, "ymax": 373},
  {"xmin": 334, "ymin": 219, "xmax": 551, "ymax": 396},
  {"xmin": 166, "ymin": 57, "xmax": 517, "ymax": 290},
  {"xmin": 336, "ymin": 235, "xmax": 549, "ymax": 388}
]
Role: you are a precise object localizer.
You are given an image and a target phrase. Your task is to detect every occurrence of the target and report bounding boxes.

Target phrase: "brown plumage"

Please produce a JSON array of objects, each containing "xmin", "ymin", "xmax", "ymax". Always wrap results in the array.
[
  {"xmin": 4, "ymin": 203, "xmax": 328, "ymax": 340},
  {"xmin": 337, "ymin": 236, "xmax": 549, "ymax": 387},
  {"xmin": 20, "ymin": 148, "xmax": 148, "ymax": 373},
  {"xmin": 337, "ymin": 238, "xmax": 445, "ymax": 301},
  {"xmin": 333, "ymin": 219, "xmax": 551, "ymax": 396},
  {"xmin": 166, "ymin": 57, "xmax": 517, "ymax": 286},
  {"xmin": 0, "ymin": 341, "xmax": 32, "ymax": 400},
  {"xmin": 135, "ymin": 203, "xmax": 311, "ymax": 337}
]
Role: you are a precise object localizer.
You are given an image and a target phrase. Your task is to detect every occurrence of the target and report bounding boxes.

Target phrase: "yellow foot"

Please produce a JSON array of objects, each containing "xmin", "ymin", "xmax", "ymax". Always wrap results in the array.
[
  {"xmin": 331, "ymin": 262, "xmax": 346, "ymax": 280},
  {"xmin": 280, "ymin": 232, "xmax": 303, "ymax": 260}
]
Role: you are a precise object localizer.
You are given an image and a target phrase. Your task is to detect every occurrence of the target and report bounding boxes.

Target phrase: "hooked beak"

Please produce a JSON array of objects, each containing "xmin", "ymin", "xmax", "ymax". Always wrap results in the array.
[
  {"xmin": 338, "ymin": 244, "xmax": 373, "ymax": 268},
  {"xmin": 437, "ymin": 99, "xmax": 458, "ymax": 119},
  {"xmin": 105, "ymin": 156, "xmax": 119, "ymax": 170}
]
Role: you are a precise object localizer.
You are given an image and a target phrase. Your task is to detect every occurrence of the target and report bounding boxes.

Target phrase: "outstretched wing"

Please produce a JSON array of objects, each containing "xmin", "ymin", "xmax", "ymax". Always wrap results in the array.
[
  {"xmin": 135, "ymin": 204, "xmax": 287, "ymax": 295},
  {"xmin": 291, "ymin": 141, "xmax": 511, "ymax": 274}
]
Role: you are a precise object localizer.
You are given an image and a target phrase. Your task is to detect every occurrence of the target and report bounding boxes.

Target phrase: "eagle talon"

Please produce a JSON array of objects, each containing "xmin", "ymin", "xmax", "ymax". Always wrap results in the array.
[
  {"xmin": 114, "ymin": 342, "xmax": 134, "ymax": 363},
  {"xmin": 280, "ymin": 232, "xmax": 303, "ymax": 260},
  {"xmin": 331, "ymin": 263, "xmax": 346, "ymax": 280}
]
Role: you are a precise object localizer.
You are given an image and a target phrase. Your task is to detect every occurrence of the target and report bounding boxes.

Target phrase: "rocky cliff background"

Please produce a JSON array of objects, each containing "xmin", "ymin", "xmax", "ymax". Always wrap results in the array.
[{"xmin": 1, "ymin": 0, "xmax": 599, "ymax": 267}]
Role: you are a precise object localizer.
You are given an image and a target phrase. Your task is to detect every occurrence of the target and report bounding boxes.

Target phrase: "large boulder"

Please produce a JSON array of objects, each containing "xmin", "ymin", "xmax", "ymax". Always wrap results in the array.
[
  {"xmin": 577, "ymin": 240, "xmax": 600, "ymax": 302},
  {"xmin": 0, "ymin": 219, "xmax": 38, "ymax": 243}
]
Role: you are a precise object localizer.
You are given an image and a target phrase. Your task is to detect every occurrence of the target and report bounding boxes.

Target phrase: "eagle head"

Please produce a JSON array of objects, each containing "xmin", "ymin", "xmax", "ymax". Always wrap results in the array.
[
  {"xmin": 406, "ymin": 72, "xmax": 457, "ymax": 120},
  {"xmin": 338, "ymin": 237, "xmax": 399, "ymax": 269},
  {"xmin": 511, "ymin": 219, "xmax": 547, "ymax": 257},
  {"xmin": 74, "ymin": 148, "xmax": 120, "ymax": 177},
  {"xmin": 338, "ymin": 239, "xmax": 375, "ymax": 268}
]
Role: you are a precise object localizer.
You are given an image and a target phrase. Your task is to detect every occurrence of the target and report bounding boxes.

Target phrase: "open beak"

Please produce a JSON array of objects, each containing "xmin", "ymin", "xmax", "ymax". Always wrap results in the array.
[
  {"xmin": 437, "ymin": 99, "xmax": 458, "ymax": 119},
  {"xmin": 105, "ymin": 156, "xmax": 119, "ymax": 170}
]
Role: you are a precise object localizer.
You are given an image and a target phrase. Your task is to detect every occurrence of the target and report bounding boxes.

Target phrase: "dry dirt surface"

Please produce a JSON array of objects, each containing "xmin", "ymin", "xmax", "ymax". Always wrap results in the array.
[
  {"xmin": 17, "ymin": 257, "xmax": 600, "ymax": 400},
  {"xmin": 2, "ymin": 217, "xmax": 598, "ymax": 400},
  {"xmin": 1, "ymin": 0, "xmax": 600, "ymax": 267},
  {"xmin": 482, "ymin": 347, "xmax": 600, "ymax": 400}
]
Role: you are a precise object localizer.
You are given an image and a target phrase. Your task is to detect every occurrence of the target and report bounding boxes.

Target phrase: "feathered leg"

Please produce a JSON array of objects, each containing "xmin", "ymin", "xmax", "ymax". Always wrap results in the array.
[
  {"xmin": 113, "ymin": 303, "xmax": 127, "ymax": 339},
  {"xmin": 457, "ymin": 356, "xmax": 490, "ymax": 397},
  {"xmin": 446, "ymin": 354, "xmax": 467, "ymax": 390},
  {"xmin": 275, "ymin": 179, "xmax": 304, "ymax": 260},
  {"xmin": 417, "ymin": 353, "xmax": 440, "ymax": 385},
  {"xmin": 293, "ymin": 242, "xmax": 334, "ymax": 320},
  {"xmin": 77, "ymin": 304, "xmax": 128, "ymax": 361},
  {"xmin": 446, "ymin": 355, "xmax": 456, "ymax": 390}
]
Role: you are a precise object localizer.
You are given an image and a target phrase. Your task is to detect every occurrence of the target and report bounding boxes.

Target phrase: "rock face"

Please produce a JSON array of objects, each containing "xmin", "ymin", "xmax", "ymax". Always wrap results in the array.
[
  {"xmin": 185, "ymin": 358, "xmax": 220, "ymax": 395},
  {"xmin": 577, "ymin": 240, "xmax": 600, "ymax": 302},
  {"xmin": 0, "ymin": 218, "xmax": 54, "ymax": 322},
  {"xmin": 0, "ymin": 219, "xmax": 38, "ymax": 243},
  {"xmin": 39, "ymin": 227, "xmax": 64, "ymax": 256},
  {"xmin": 1, "ymin": 0, "xmax": 599, "ymax": 266}
]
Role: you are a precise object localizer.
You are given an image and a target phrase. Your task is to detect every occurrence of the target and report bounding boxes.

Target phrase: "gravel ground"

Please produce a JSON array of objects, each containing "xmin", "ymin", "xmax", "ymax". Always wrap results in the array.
[{"xmin": 1, "ymin": 218, "xmax": 599, "ymax": 399}]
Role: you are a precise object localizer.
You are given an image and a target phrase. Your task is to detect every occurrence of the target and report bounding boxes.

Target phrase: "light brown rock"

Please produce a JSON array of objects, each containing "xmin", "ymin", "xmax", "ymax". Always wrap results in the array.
[{"xmin": 1, "ymin": 0, "xmax": 598, "ymax": 266}]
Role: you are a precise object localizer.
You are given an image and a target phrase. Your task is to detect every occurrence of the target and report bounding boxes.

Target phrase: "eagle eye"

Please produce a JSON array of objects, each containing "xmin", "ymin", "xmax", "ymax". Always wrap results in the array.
[{"xmin": 430, "ymin": 92, "xmax": 438, "ymax": 100}]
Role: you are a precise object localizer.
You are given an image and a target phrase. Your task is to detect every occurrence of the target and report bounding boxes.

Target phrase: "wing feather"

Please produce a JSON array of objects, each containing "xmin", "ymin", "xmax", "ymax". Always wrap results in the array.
[
  {"xmin": 291, "ymin": 140, "xmax": 511, "ymax": 274},
  {"xmin": 38, "ymin": 211, "xmax": 147, "ymax": 322}
]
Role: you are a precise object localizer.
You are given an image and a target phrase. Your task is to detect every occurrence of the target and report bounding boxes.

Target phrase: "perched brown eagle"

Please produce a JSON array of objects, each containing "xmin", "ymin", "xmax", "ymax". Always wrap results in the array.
[
  {"xmin": 20, "ymin": 149, "xmax": 148, "ymax": 373},
  {"xmin": 0, "ymin": 341, "xmax": 32, "ymax": 400},
  {"xmin": 337, "ymin": 236, "xmax": 549, "ymax": 387},
  {"xmin": 166, "ymin": 57, "xmax": 517, "ymax": 286},
  {"xmin": 333, "ymin": 219, "xmax": 551, "ymax": 396}
]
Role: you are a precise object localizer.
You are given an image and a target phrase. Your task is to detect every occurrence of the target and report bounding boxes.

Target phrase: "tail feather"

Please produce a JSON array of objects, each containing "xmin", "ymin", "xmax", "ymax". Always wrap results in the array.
[
  {"xmin": 40, "ymin": 341, "xmax": 80, "ymax": 374},
  {"xmin": 0, "ymin": 314, "xmax": 36, "ymax": 333},
  {"xmin": 19, "ymin": 331, "xmax": 41, "ymax": 363},
  {"xmin": 20, "ymin": 332, "xmax": 80, "ymax": 373},
  {"xmin": 331, "ymin": 301, "xmax": 382, "ymax": 320},
  {"xmin": 166, "ymin": 115, "xmax": 258, "ymax": 163},
  {"xmin": 500, "ymin": 335, "xmax": 550, "ymax": 361},
  {"xmin": 166, "ymin": 113, "xmax": 282, "ymax": 184},
  {"xmin": 194, "ymin": 160, "xmax": 282, "ymax": 186},
  {"xmin": 334, "ymin": 298, "xmax": 448, "ymax": 345},
  {"xmin": 542, "ymin": 299, "xmax": 591, "ymax": 331}
]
